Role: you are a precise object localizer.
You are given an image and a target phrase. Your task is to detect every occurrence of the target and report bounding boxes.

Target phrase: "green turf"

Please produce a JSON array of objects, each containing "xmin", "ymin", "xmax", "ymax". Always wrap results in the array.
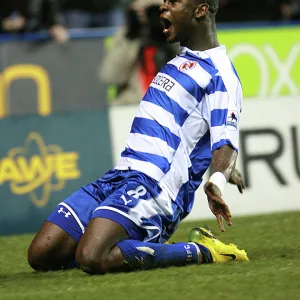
[{"xmin": 1, "ymin": 211, "xmax": 300, "ymax": 300}]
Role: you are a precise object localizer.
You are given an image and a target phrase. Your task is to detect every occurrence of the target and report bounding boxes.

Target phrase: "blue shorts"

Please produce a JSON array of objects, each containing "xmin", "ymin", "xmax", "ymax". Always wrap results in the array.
[{"xmin": 47, "ymin": 169, "xmax": 182, "ymax": 243}]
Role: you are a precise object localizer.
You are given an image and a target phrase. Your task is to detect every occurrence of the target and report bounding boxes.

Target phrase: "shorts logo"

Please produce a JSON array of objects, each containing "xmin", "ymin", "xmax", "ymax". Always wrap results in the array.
[
  {"xmin": 226, "ymin": 111, "xmax": 238, "ymax": 129},
  {"xmin": 121, "ymin": 185, "xmax": 147, "ymax": 206},
  {"xmin": 58, "ymin": 207, "xmax": 71, "ymax": 218},
  {"xmin": 179, "ymin": 61, "xmax": 197, "ymax": 72}
]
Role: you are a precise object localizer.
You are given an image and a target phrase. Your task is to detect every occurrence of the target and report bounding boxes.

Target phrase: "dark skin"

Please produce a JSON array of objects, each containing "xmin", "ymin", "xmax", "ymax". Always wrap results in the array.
[
  {"xmin": 205, "ymin": 145, "xmax": 238, "ymax": 232},
  {"xmin": 28, "ymin": 0, "xmax": 242, "ymax": 274},
  {"xmin": 28, "ymin": 222, "xmax": 78, "ymax": 271},
  {"xmin": 160, "ymin": 0, "xmax": 219, "ymax": 50},
  {"xmin": 27, "ymin": 219, "xmax": 129, "ymax": 273}
]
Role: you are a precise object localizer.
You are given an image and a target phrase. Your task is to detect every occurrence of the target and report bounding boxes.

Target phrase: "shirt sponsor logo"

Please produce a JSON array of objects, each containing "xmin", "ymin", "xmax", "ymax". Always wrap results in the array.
[
  {"xmin": 152, "ymin": 74, "xmax": 175, "ymax": 92},
  {"xmin": 179, "ymin": 61, "xmax": 197, "ymax": 72}
]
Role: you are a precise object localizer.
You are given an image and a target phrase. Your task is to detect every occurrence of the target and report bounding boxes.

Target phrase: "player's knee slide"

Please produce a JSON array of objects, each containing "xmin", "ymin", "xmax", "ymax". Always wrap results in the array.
[
  {"xmin": 28, "ymin": 242, "xmax": 67, "ymax": 272},
  {"xmin": 76, "ymin": 246, "xmax": 108, "ymax": 274},
  {"xmin": 27, "ymin": 246, "xmax": 49, "ymax": 272},
  {"xmin": 79, "ymin": 257, "xmax": 108, "ymax": 275},
  {"xmin": 27, "ymin": 253, "xmax": 39, "ymax": 271}
]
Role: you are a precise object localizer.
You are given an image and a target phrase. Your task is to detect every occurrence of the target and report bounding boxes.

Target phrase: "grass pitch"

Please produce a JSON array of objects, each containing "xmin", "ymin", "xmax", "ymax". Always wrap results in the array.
[{"xmin": 1, "ymin": 211, "xmax": 300, "ymax": 300}]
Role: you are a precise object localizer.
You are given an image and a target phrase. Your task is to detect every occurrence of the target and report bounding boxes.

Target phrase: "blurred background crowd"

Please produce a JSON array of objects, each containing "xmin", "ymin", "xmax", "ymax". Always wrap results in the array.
[
  {"xmin": 0, "ymin": 0, "xmax": 299, "ymax": 42},
  {"xmin": 0, "ymin": 0, "xmax": 299, "ymax": 106}
]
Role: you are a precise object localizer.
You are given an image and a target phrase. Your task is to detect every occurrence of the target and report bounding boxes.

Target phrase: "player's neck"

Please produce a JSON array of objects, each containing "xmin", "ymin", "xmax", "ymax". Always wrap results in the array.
[{"xmin": 180, "ymin": 23, "xmax": 220, "ymax": 52}]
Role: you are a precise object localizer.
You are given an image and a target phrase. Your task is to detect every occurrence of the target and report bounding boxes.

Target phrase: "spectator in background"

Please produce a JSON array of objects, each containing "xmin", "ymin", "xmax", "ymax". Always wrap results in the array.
[
  {"xmin": 0, "ymin": 0, "xmax": 68, "ymax": 43},
  {"xmin": 216, "ymin": 0, "xmax": 238, "ymax": 23},
  {"xmin": 100, "ymin": 0, "xmax": 178, "ymax": 105},
  {"xmin": 217, "ymin": 0, "xmax": 283, "ymax": 23},
  {"xmin": 62, "ymin": 0, "xmax": 125, "ymax": 28},
  {"xmin": 279, "ymin": 0, "xmax": 300, "ymax": 20}
]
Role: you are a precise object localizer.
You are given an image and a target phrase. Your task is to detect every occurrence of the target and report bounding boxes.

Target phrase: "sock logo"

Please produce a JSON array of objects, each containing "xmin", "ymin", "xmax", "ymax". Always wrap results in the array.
[{"xmin": 184, "ymin": 244, "xmax": 194, "ymax": 263}]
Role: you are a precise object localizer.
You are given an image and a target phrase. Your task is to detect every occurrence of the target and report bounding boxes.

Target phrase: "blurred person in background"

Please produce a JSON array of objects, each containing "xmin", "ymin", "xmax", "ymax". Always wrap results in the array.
[
  {"xmin": 100, "ymin": 0, "xmax": 178, "ymax": 105},
  {"xmin": 278, "ymin": 0, "xmax": 300, "ymax": 20},
  {"xmin": 0, "ymin": 0, "xmax": 68, "ymax": 44},
  {"xmin": 62, "ymin": 0, "xmax": 125, "ymax": 28},
  {"xmin": 217, "ymin": 0, "xmax": 282, "ymax": 22},
  {"xmin": 215, "ymin": 0, "xmax": 239, "ymax": 23}
]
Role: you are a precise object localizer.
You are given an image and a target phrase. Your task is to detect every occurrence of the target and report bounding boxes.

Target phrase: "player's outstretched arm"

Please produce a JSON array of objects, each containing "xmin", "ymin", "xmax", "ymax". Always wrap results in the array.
[{"xmin": 204, "ymin": 144, "xmax": 237, "ymax": 232}]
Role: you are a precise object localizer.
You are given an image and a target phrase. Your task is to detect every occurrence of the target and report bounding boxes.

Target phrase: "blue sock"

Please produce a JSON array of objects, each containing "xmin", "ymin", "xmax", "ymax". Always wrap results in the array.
[{"xmin": 117, "ymin": 240, "xmax": 212, "ymax": 270}]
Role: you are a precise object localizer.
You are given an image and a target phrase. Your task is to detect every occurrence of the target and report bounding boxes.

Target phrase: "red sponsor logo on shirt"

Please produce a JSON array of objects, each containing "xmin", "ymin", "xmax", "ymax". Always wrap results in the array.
[{"xmin": 179, "ymin": 61, "xmax": 197, "ymax": 72}]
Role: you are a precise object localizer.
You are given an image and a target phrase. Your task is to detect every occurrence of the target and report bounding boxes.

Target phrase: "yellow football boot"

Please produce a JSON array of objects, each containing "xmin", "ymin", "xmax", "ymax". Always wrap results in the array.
[{"xmin": 189, "ymin": 227, "xmax": 249, "ymax": 263}]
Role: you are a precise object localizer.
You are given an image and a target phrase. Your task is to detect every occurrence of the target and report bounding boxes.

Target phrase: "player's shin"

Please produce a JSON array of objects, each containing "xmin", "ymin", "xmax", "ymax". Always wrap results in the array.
[{"xmin": 117, "ymin": 240, "xmax": 213, "ymax": 270}]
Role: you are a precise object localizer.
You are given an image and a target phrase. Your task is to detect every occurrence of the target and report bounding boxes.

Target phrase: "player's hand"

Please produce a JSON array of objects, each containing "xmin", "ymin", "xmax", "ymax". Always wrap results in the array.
[
  {"xmin": 228, "ymin": 169, "xmax": 245, "ymax": 194},
  {"xmin": 49, "ymin": 25, "xmax": 69, "ymax": 44},
  {"xmin": 2, "ymin": 16, "xmax": 25, "ymax": 32},
  {"xmin": 204, "ymin": 182, "xmax": 232, "ymax": 232}
]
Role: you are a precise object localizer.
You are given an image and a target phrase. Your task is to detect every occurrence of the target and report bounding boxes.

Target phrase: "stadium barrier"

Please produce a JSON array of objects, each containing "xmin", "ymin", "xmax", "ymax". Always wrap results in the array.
[
  {"xmin": 0, "ymin": 112, "xmax": 112, "ymax": 235},
  {"xmin": 110, "ymin": 97, "xmax": 300, "ymax": 221},
  {"xmin": 0, "ymin": 24, "xmax": 299, "ymax": 234},
  {"xmin": 0, "ymin": 37, "xmax": 112, "ymax": 235},
  {"xmin": 219, "ymin": 26, "xmax": 300, "ymax": 98}
]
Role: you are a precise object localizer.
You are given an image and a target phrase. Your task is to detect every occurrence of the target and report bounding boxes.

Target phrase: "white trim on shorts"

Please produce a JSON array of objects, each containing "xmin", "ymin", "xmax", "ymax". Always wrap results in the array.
[
  {"xmin": 58, "ymin": 202, "xmax": 85, "ymax": 234},
  {"xmin": 93, "ymin": 206, "xmax": 161, "ymax": 242}
]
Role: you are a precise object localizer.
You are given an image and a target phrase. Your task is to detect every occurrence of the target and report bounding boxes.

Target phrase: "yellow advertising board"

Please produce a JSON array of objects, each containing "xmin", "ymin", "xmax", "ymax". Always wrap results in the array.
[
  {"xmin": 0, "ymin": 64, "xmax": 52, "ymax": 118},
  {"xmin": 219, "ymin": 26, "xmax": 300, "ymax": 98},
  {"xmin": 0, "ymin": 132, "xmax": 81, "ymax": 207}
]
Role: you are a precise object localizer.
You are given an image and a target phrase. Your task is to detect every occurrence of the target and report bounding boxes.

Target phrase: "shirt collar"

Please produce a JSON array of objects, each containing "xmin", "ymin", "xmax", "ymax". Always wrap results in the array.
[{"xmin": 178, "ymin": 45, "xmax": 226, "ymax": 59}]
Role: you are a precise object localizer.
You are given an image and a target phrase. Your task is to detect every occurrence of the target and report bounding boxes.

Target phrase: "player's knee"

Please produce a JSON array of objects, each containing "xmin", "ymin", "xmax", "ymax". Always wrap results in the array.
[
  {"xmin": 75, "ymin": 245, "xmax": 109, "ymax": 275},
  {"xmin": 27, "ymin": 241, "xmax": 49, "ymax": 272}
]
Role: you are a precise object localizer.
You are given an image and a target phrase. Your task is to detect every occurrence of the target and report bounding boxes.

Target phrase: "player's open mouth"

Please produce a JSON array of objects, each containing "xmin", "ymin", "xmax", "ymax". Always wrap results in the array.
[{"xmin": 160, "ymin": 18, "xmax": 173, "ymax": 34}]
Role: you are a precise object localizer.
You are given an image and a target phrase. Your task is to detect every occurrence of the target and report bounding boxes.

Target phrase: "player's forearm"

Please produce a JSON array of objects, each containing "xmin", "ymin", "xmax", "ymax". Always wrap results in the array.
[
  {"xmin": 207, "ymin": 145, "xmax": 237, "ymax": 197},
  {"xmin": 211, "ymin": 145, "xmax": 237, "ymax": 181}
]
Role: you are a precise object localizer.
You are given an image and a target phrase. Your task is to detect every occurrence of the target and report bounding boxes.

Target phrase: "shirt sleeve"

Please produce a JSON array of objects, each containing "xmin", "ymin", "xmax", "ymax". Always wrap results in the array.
[{"xmin": 202, "ymin": 75, "xmax": 242, "ymax": 153}]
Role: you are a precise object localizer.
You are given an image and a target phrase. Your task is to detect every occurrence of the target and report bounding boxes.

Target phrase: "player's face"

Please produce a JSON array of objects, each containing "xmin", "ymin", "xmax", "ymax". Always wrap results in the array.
[{"xmin": 160, "ymin": 0, "xmax": 197, "ymax": 43}]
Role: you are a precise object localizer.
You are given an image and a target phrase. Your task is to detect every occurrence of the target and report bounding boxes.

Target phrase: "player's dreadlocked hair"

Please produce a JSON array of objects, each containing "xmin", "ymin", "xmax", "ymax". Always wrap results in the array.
[{"xmin": 196, "ymin": 0, "xmax": 219, "ymax": 16}]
